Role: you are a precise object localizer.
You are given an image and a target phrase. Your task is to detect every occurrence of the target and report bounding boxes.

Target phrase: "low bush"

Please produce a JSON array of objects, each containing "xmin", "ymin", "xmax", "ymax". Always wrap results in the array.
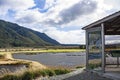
[
  {"xmin": 0, "ymin": 69, "xmax": 71, "ymax": 80},
  {"xmin": 0, "ymin": 54, "xmax": 5, "ymax": 59},
  {"xmin": 38, "ymin": 70, "xmax": 47, "ymax": 77},
  {"xmin": 88, "ymin": 63, "xmax": 101, "ymax": 69},
  {"xmin": 54, "ymin": 69, "xmax": 70, "ymax": 75},
  {"xmin": 22, "ymin": 71, "xmax": 34, "ymax": 80},
  {"xmin": 44, "ymin": 69, "xmax": 55, "ymax": 76},
  {"xmin": 2, "ymin": 75, "xmax": 20, "ymax": 80},
  {"xmin": 76, "ymin": 66, "xmax": 83, "ymax": 69}
]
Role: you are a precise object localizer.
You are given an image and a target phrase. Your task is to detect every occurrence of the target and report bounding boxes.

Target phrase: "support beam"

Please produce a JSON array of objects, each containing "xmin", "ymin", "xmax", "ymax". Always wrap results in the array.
[
  {"xmin": 86, "ymin": 30, "xmax": 89, "ymax": 69},
  {"xmin": 101, "ymin": 23, "xmax": 105, "ymax": 73}
]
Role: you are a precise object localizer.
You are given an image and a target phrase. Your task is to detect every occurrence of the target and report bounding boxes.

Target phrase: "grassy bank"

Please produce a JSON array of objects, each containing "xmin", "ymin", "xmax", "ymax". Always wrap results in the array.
[
  {"xmin": 0, "ymin": 48, "xmax": 85, "ymax": 55},
  {"xmin": 0, "ymin": 68, "xmax": 71, "ymax": 80},
  {"xmin": 0, "ymin": 53, "xmax": 71, "ymax": 80},
  {"xmin": 16, "ymin": 49, "xmax": 85, "ymax": 54},
  {"xmin": 0, "ymin": 48, "xmax": 84, "ymax": 80}
]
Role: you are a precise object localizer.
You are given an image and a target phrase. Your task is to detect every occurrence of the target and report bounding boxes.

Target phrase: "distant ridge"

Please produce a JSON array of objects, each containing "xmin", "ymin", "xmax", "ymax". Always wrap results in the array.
[{"xmin": 0, "ymin": 20, "xmax": 60, "ymax": 48}]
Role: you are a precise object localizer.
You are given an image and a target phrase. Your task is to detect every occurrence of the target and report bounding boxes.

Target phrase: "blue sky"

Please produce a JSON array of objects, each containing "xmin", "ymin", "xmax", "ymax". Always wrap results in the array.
[{"xmin": 0, "ymin": 0, "xmax": 120, "ymax": 44}]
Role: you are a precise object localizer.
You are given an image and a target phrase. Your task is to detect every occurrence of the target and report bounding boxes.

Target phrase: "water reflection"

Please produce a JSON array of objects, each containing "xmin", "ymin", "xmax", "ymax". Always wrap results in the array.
[{"xmin": 13, "ymin": 52, "xmax": 86, "ymax": 68}]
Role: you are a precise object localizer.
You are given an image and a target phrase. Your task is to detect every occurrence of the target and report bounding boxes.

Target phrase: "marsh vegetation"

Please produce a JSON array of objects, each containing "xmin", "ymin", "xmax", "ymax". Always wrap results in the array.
[{"xmin": 0, "ymin": 48, "xmax": 85, "ymax": 79}]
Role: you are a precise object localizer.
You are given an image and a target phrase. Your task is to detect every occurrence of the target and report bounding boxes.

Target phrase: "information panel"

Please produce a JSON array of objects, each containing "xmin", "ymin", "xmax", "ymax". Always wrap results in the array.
[{"xmin": 87, "ymin": 28, "xmax": 102, "ymax": 71}]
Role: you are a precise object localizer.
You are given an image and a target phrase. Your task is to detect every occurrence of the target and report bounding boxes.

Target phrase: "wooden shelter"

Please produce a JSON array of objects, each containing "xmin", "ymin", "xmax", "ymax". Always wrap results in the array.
[{"xmin": 82, "ymin": 11, "xmax": 120, "ymax": 72}]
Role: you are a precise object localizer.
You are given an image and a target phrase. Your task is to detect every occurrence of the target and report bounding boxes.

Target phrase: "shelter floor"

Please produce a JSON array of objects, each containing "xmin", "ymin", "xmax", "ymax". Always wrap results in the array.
[{"xmin": 105, "ymin": 65, "xmax": 120, "ymax": 80}]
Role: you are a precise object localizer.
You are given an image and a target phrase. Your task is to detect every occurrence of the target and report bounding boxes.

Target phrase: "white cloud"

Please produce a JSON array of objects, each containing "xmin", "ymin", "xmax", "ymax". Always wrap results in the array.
[
  {"xmin": 105, "ymin": 35, "xmax": 120, "ymax": 44},
  {"xmin": 0, "ymin": 0, "xmax": 120, "ymax": 44},
  {"xmin": 39, "ymin": 27, "xmax": 85, "ymax": 44},
  {"xmin": 15, "ymin": 9, "xmax": 41, "ymax": 24},
  {"xmin": 0, "ymin": 0, "xmax": 35, "ymax": 16},
  {"xmin": 42, "ymin": 0, "xmax": 98, "ymax": 26},
  {"xmin": 104, "ymin": 0, "xmax": 120, "ymax": 11},
  {"xmin": 64, "ymin": 0, "xmax": 119, "ymax": 27},
  {"xmin": 2, "ymin": 0, "xmax": 119, "ymax": 27}
]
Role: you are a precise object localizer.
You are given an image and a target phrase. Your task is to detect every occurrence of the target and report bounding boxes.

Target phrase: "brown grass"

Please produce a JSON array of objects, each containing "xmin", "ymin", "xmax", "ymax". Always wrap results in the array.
[{"xmin": 0, "ymin": 53, "xmax": 47, "ymax": 71}]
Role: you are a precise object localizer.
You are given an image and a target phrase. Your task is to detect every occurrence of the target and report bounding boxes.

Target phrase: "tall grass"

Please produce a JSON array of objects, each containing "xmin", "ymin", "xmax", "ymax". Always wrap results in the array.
[
  {"xmin": 88, "ymin": 63, "xmax": 101, "ymax": 69},
  {"xmin": 0, "ymin": 69, "xmax": 71, "ymax": 80},
  {"xmin": 54, "ymin": 69, "xmax": 70, "ymax": 75},
  {"xmin": 1, "ymin": 75, "xmax": 20, "ymax": 80}
]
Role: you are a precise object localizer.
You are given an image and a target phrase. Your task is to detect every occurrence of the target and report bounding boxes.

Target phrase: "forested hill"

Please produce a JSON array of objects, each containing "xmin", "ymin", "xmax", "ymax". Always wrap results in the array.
[{"xmin": 0, "ymin": 20, "xmax": 60, "ymax": 48}]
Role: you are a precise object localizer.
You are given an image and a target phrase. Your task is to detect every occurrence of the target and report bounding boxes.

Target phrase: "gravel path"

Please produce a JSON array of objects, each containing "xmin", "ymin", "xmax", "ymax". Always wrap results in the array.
[{"xmin": 64, "ymin": 71, "xmax": 113, "ymax": 80}]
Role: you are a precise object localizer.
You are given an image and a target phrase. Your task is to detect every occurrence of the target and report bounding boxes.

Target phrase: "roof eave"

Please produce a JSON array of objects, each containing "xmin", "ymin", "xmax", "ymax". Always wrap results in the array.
[{"xmin": 82, "ymin": 11, "xmax": 120, "ymax": 30}]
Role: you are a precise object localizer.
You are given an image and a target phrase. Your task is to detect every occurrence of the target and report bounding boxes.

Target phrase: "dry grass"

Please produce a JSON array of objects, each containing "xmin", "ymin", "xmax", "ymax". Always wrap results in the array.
[
  {"xmin": 0, "ymin": 53, "xmax": 47, "ymax": 76},
  {"xmin": 0, "ymin": 48, "xmax": 81, "ymax": 79},
  {"xmin": 0, "ymin": 48, "xmax": 85, "ymax": 54}
]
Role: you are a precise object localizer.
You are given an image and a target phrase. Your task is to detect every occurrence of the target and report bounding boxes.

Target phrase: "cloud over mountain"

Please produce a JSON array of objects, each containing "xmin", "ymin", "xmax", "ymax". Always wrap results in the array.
[
  {"xmin": 0, "ymin": 0, "xmax": 120, "ymax": 44},
  {"xmin": 45, "ymin": 0, "xmax": 97, "ymax": 25}
]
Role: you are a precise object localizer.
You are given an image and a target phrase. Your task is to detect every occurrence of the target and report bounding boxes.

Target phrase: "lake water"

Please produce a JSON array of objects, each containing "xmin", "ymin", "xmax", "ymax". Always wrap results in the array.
[{"xmin": 13, "ymin": 52, "xmax": 86, "ymax": 68}]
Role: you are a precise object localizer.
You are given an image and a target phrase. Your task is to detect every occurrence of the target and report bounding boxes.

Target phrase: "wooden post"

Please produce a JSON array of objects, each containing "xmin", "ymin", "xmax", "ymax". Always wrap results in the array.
[
  {"xmin": 101, "ymin": 23, "xmax": 105, "ymax": 73},
  {"xmin": 86, "ymin": 30, "xmax": 89, "ymax": 69}
]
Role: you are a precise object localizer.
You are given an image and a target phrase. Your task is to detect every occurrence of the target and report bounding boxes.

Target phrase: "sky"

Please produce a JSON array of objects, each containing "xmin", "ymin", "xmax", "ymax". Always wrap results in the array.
[{"xmin": 0, "ymin": 0, "xmax": 120, "ymax": 44}]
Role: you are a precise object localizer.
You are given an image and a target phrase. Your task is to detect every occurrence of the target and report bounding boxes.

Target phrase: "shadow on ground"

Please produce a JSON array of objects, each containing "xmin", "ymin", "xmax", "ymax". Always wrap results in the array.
[{"xmin": 64, "ymin": 71, "xmax": 113, "ymax": 80}]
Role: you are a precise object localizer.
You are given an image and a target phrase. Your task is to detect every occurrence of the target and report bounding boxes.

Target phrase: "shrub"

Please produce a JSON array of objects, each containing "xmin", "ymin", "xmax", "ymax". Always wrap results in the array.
[
  {"xmin": 32, "ymin": 71, "xmax": 41, "ymax": 78},
  {"xmin": 2, "ymin": 75, "xmax": 20, "ymax": 80},
  {"xmin": 54, "ymin": 69, "xmax": 70, "ymax": 75},
  {"xmin": 0, "ymin": 54, "xmax": 5, "ymax": 59},
  {"xmin": 76, "ymin": 66, "xmax": 83, "ymax": 69},
  {"xmin": 38, "ymin": 70, "xmax": 47, "ymax": 77},
  {"xmin": 22, "ymin": 71, "xmax": 34, "ymax": 80},
  {"xmin": 32, "ymin": 70, "xmax": 46, "ymax": 78},
  {"xmin": 44, "ymin": 69, "xmax": 55, "ymax": 76},
  {"xmin": 0, "ymin": 69, "xmax": 70, "ymax": 80},
  {"xmin": 88, "ymin": 63, "xmax": 101, "ymax": 69}
]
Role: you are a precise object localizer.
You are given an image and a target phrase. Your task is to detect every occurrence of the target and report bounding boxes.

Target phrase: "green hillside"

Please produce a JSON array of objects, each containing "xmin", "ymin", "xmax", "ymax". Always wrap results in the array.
[{"xmin": 0, "ymin": 20, "xmax": 60, "ymax": 48}]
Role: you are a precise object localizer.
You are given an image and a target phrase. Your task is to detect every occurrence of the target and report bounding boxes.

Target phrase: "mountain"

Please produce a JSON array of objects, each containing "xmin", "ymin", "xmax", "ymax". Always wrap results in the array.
[{"xmin": 0, "ymin": 20, "xmax": 60, "ymax": 48}]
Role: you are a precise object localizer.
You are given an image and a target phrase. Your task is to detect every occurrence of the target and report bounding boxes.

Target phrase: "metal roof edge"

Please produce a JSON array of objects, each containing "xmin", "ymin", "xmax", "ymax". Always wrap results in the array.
[{"xmin": 82, "ymin": 10, "xmax": 120, "ymax": 30}]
